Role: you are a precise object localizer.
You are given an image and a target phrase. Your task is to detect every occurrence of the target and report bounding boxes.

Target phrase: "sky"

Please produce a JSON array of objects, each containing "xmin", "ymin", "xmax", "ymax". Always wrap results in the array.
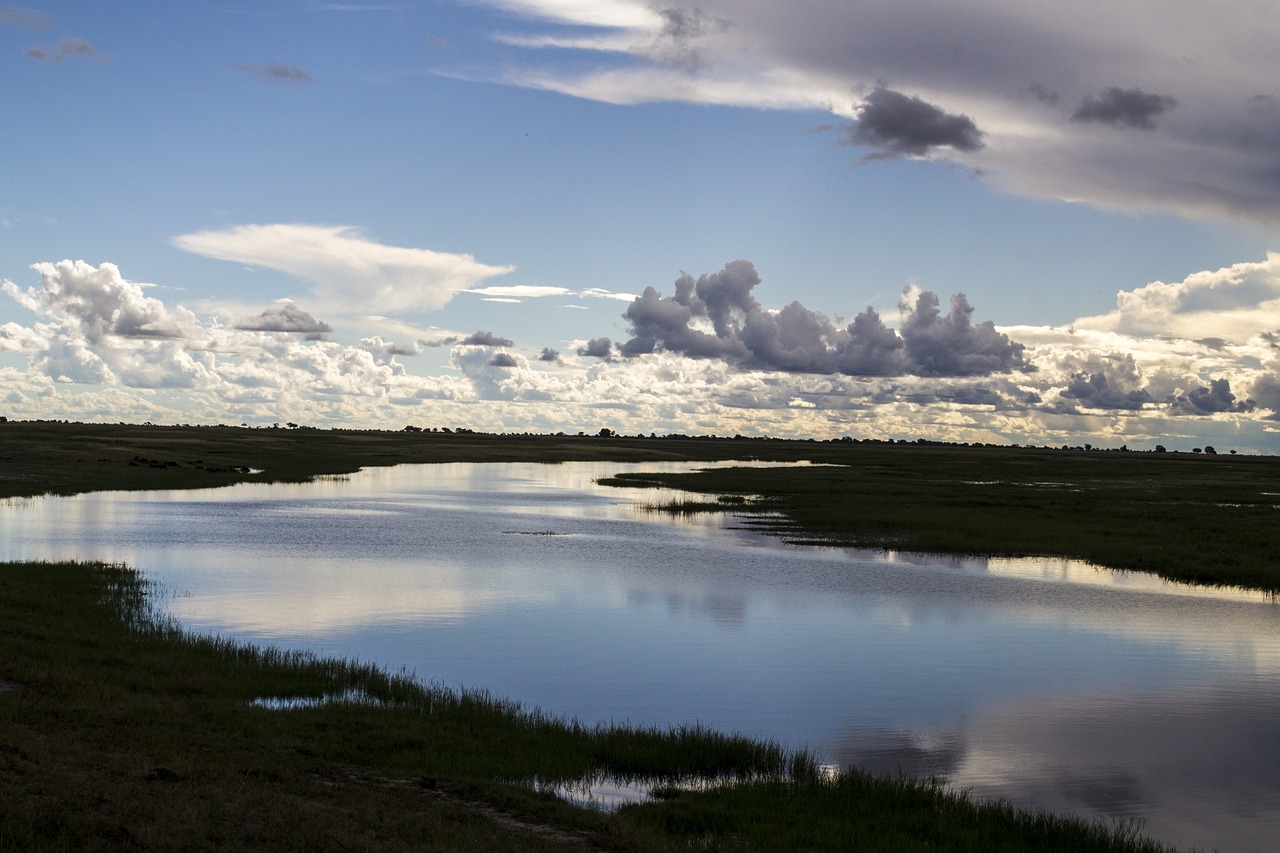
[{"xmin": 2, "ymin": 1, "xmax": 1280, "ymax": 452}]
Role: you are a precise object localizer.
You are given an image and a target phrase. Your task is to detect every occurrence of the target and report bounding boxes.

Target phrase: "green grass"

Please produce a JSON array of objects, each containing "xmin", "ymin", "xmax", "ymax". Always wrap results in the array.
[
  {"xmin": 606, "ymin": 445, "xmax": 1280, "ymax": 592},
  {"xmin": 0, "ymin": 421, "xmax": 795, "ymax": 499},
  {"xmin": 5, "ymin": 421, "xmax": 1277, "ymax": 592},
  {"xmin": 0, "ymin": 560, "xmax": 1173, "ymax": 851},
  {"xmin": 623, "ymin": 773, "xmax": 1167, "ymax": 852}
]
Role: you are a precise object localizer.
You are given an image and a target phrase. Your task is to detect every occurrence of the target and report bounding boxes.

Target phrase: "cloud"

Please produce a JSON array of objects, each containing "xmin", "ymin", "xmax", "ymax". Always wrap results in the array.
[
  {"xmin": 1061, "ymin": 374, "xmax": 1150, "ymax": 412},
  {"xmin": 1071, "ymin": 87, "xmax": 1176, "ymax": 130},
  {"xmin": 233, "ymin": 61, "xmax": 314, "ymax": 84},
  {"xmin": 647, "ymin": 7, "xmax": 725, "ymax": 72},
  {"xmin": 899, "ymin": 289, "xmax": 1027, "ymax": 376},
  {"xmin": 620, "ymin": 260, "xmax": 1023, "ymax": 378},
  {"xmin": 580, "ymin": 287, "xmax": 637, "ymax": 302},
  {"xmin": 1053, "ymin": 352, "xmax": 1152, "ymax": 411},
  {"xmin": 4, "ymin": 255, "xmax": 1279, "ymax": 451},
  {"xmin": 577, "ymin": 336, "xmax": 613, "ymax": 358},
  {"xmin": 481, "ymin": 0, "xmax": 658, "ymax": 29},
  {"xmin": 1249, "ymin": 365, "xmax": 1280, "ymax": 416},
  {"xmin": 235, "ymin": 303, "xmax": 333, "ymax": 337},
  {"xmin": 1076, "ymin": 252, "xmax": 1280, "ymax": 341},
  {"xmin": 25, "ymin": 37, "xmax": 106, "ymax": 63},
  {"xmin": 460, "ymin": 330, "xmax": 513, "ymax": 347},
  {"xmin": 3, "ymin": 260, "xmax": 205, "ymax": 345},
  {"xmin": 0, "ymin": 320, "xmax": 46, "ymax": 353},
  {"xmin": 172, "ymin": 224, "xmax": 514, "ymax": 315},
  {"xmin": 0, "ymin": 259, "xmax": 479, "ymax": 401},
  {"xmin": 0, "ymin": 6, "xmax": 49, "ymax": 29},
  {"xmin": 848, "ymin": 87, "xmax": 984, "ymax": 160},
  {"xmin": 459, "ymin": 0, "xmax": 1280, "ymax": 223},
  {"xmin": 1, "ymin": 261, "xmax": 216, "ymax": 389},
  {"xmin": 469, "ymin": 284, "xmax": 571, "ymax": 299},
  {"xmin": 360, "ymin": 335, "xmax": 419, "ymax": 356},
  {"xmin": 464, "ymin": 283, "xmax": 638, "ymax": 303},
  {"xmin": 1168, "ymin": 378, "xmax": 1253, "ymax": 415}
]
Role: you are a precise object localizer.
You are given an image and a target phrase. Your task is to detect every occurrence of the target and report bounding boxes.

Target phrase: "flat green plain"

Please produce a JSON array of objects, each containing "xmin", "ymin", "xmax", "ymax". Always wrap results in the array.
[{"xmin": 5, "ymin": 420, "xmax": 1272, "ymax": 849}]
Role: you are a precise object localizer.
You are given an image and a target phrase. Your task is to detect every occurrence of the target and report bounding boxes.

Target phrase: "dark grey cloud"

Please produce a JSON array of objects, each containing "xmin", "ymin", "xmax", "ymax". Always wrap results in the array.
[
  {"xmin": 538, "ymin": 347, "xmax": 561, "ymax": 362},
  {"xmin": 848, "ymin": 87, "xmax": 984, "ymax": 160},
  {"xmin": 1061, "ymin": 372, "xmax": 1152, "ymax": 410},
  {"xmin": 659, "ymin": 7, "xmax": 710, "ymax": 41},
  {"xmin": 1047, "ymin": 352, "xmax": 1153, "ymax": 412},
  {"xmin": 620, "ymin": 260, "xmax": 1023, "ymax": 378},
  {"xmin": 236, "ymin": 304, "xmax": 332, "ymax": 338},
  {"xmin": 233, "ymin": 61, "xmax": 314, "ymax": 84},
  {"xmin": 577, "ymin": 336, "xmax": 613, "ymax": 359},
  {"xmin": 1071, "ymin": 87, "xmax": 1175, "ymax": 130},
  {"xmin": 1025, "ymin": 82, "xmax": 1060, "ymax": 105},
  {"xmin": 460, "ymin": 330, "xmax": 513, "ymax": 347},
  {"xmin": 1249, "ymin": 368, "xmax": 1280, "ymax": 415},
  {"xmin": 651, "ymin": 7, "xmax": 727, "ymax": 72},
  {"xmin": 899, "ymin": 291, "xmax": 1025, "ymax": 376},
  {"xmin": 26, "ymin": 37, "xmax": 105, "ymax": 63},
  {"xmin": 488, "ymin": 352, "xmax": 518, "ymax": 368},
  {"xmin": 1168, "ymin": 378, "xmax": 1254, "ymax": 414},
  {"xmin": 489, "ymin": 2, "xmax": 1280, "ymax": 223}
]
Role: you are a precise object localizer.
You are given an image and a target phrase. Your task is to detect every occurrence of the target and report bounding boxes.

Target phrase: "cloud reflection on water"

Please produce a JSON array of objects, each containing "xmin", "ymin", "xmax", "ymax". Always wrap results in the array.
[{"xmin": 2, "ymin": 460, "xmax": 1279, "ymax": 851}]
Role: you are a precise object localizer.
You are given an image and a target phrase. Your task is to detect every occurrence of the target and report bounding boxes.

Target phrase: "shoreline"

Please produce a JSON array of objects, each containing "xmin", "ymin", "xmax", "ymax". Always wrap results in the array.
[
  {"xmin": 0, "ymin": 559, "xmax": 1174, "ymax": 851},
  {"xmin": 3, "ymin": 420, "xmax": 1277, "ymax": 592}
]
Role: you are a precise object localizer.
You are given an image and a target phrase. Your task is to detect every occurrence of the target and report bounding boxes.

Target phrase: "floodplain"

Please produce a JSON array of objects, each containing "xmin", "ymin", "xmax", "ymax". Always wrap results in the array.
[{"xmin": 3, "ymin": 421, "xmax": 1277, "ymax": 850}]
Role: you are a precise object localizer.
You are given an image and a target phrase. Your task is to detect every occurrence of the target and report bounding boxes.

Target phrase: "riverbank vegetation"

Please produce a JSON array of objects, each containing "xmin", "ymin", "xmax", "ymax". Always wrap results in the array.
[
  {"xmin": 0, "ymin": 560, "xmax": 1172, "ymax": 851},
  {"xmin": 604, "ymin": 444, "xmax": 1280, "ymax": 592},
  {"xmin": 3, "ymin": 420, "xmax": 1277, "ymax": 591}
]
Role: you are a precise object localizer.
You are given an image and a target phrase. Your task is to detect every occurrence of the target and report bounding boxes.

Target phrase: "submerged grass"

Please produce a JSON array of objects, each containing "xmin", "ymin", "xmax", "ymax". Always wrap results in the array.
[{"xmin": 1, "ymin": 560, "xmax": 1173, "ymax": 851}]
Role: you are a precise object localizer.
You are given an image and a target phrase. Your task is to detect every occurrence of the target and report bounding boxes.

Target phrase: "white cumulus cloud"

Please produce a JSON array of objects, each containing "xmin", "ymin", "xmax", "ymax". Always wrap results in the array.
[{"xmin": 1075, "ymin": 252, "xmax": 1280, "ymax": 342}]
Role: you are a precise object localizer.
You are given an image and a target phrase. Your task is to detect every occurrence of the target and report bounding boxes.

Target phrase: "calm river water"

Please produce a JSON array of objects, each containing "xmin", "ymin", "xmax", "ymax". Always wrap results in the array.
[{"xmin": 3, "ymin": 461, "xmax": 1278, "ymax": 851}]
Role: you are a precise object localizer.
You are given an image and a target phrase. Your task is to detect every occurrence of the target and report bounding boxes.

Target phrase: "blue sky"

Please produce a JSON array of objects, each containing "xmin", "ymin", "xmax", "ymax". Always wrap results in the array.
[{"xmin": 2, "ymin": 1, "xmax": 1279, "ymax": 451}]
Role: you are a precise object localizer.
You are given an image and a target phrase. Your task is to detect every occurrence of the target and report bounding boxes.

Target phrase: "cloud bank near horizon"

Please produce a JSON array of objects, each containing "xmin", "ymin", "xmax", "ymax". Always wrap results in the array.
[
  {"xmin": 1, "ymin": 254, "xmax": 1278, "ymax": 451},
  {"xmin": 619, "ymin": 260, "xmax": 1025, "ymax": 378}
]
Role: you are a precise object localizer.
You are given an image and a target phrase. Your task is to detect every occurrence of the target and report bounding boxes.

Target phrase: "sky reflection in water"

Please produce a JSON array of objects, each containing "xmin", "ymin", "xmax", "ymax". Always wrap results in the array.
[{"xmin": 3, "ymin": 461, "xmax": 1278, "ymax": 851}]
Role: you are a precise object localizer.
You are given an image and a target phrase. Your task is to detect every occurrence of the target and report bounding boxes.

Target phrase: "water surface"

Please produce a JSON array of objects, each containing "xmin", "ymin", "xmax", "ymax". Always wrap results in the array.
[{"xmin": 3, "ymin": 461, "xmax": 1278, "ymax": 851}]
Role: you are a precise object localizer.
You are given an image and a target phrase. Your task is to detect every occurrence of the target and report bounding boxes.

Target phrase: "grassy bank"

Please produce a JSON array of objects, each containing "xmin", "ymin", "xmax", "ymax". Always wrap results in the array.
[
  {"xmin": 0, "ymin": 421, "xmax": 783, "ymax": 498},
  {"xmin": 3, "ymin": 420, "xmax": 1278, "ymax": 590},
  {"xmin": 3, "ymin": 419, "xmax": 1278, "ymax": 590},
  {"xmin": 0, "ymin": 560, "xmax": 1171, "ymax": 851},
  {"xmin": 603, "ymin": 444, "xmax": 1280, "ymax": 592}
]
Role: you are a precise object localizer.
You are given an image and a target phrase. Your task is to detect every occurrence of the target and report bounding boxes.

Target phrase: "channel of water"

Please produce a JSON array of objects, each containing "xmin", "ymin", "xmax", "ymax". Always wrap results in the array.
[{"xmin": 3, "ymin": 460, "xmax": 1278, "ymax": 851}]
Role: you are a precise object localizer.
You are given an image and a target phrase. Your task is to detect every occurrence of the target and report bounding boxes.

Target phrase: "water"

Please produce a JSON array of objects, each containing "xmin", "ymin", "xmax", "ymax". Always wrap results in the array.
[{"xmin": 3, "ymin": 460, "xmax": 1278, "ymax": 851}]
